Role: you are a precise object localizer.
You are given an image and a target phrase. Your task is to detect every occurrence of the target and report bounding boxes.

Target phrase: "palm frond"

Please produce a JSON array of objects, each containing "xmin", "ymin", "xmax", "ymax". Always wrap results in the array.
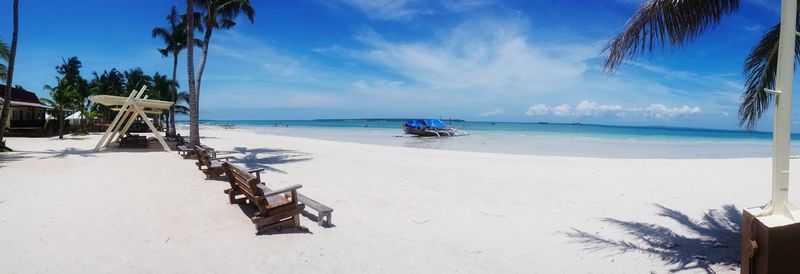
[
  {"xmin": 604, "ymin": 0, "xmax": 739, "ymax": 72},
  {"xmin": 0, "ymin": 38, "xmax": 8, "ymax": 61},
  {"xmin": 739, "ymin": 17, "xmax": 800, "ymax": 130}
]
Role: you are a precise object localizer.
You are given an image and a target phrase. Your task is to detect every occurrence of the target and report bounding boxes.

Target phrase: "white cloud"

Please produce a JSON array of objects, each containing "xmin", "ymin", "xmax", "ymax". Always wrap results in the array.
[
  {"xmin": 573, "ymin": 100, "xmax": 623, "ymax": 116},
  {"xmin": 336, "ymin": 0, "xmax": 493, "ymax": 20},
  {"xmin": 553, "ymin": 104, "xmax": 572, "ymax": 116},
  {"xmin": 642, "ymin": 104, "xmax": 702, "ymax": 118},
  {"xmin": 526, "ymin": 100, "xmax": 702, "ymax": 119},
  {"xmin": 339, "ymin": 0, "xmax": 425, "ymax": 20},
  {"xmin": 526, "ymin": 104, "xmax": 551, "ymax": 116},
  {"xmin": 479, "ymin": 108, "xmax": 505, "ymax": 117},
  {"xmin": 351, "ymin": 18, "xmax": 599, "ymax": 94}
]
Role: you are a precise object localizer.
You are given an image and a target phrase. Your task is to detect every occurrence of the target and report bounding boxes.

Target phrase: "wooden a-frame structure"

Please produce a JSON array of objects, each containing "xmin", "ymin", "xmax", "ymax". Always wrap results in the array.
[{"xmin": 89, "ymin": 86, "xmax": 174, "ymax": 152}]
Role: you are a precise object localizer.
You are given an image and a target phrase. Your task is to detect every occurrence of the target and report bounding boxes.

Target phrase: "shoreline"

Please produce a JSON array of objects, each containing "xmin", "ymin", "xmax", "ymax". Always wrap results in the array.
[{"xmin": 199, "ymin": 125, "xmax": 783, "ymax": 160}]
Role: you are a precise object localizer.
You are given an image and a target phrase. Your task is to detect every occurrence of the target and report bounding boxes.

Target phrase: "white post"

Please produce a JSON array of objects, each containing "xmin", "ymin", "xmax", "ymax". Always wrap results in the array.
[{"xmin": 761, "ymin": 0, "xmax": 800, "ymax": 221}]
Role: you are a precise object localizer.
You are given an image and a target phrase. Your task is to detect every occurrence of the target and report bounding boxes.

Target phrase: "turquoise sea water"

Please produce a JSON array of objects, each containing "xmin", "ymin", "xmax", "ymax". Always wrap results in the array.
[{"xmin": 196, "ymin": 119, "xmax": 800, "ymax": 159}]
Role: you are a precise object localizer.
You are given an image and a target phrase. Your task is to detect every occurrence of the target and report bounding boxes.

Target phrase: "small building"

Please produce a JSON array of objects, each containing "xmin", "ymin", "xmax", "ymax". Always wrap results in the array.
[{"xmin": 0, "ymin": 84, "xmax": 52, "ymax": 135}]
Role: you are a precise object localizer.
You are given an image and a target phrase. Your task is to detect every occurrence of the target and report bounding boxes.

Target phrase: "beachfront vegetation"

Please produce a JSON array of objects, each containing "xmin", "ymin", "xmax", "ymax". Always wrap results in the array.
[
  {"xmin": 0, "ymin": 38, "xmax": 8, "ymax": 81},
  {"xmin": 42, "ymin": 78, "xmax": 77, "ymax": 139},
  {"xmin": 152, "ymin": 5, "xmax": 202, "ymax": 137},
  {"xmin": 56, "ymin": 57, "xmax": 91, "ymax": 134},
  {"xmin": 39, "ymin": 55, "xmax": 190, "ymax": 138},
  {"xmin": 603, "ymin": 0, "xmax": 788, "ymax": 130},
  {"xmin": 0, "ymin": 0, "xmax": 19, "ymax": 151}
]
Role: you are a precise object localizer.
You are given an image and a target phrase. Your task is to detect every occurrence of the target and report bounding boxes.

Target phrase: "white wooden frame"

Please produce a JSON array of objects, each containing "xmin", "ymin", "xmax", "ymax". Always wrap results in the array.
[{"xmin": 91, "ymin": 86, "xmax": 172, "ymax": 152}]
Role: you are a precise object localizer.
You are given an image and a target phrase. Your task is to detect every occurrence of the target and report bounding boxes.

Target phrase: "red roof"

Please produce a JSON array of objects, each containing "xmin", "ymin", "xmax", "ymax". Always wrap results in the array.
[{"xmin": 0, "ymin": 84, "xmax": 45, "ymax": 105}]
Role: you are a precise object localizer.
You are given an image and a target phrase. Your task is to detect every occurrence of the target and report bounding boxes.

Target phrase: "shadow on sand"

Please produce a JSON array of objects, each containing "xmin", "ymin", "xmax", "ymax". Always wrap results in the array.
[
  {"xmin": 220, "ymin": 146, "xmax": 312, "ymax": 174},
  {"xmin": 566, "ymin": 204, "xmax": 741, "ymax": 273}
]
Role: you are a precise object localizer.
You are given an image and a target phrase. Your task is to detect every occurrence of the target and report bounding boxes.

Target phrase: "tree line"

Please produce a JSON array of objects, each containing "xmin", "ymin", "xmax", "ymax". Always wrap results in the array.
[{"xmin": 0, "ymin": 0, "xmax": 254, "ymax": 150}]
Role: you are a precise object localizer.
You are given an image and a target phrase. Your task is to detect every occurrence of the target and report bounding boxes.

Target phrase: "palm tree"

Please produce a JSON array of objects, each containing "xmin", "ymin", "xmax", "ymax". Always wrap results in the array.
[
  {"xmin": 0, "ymin": 0, "xmax": 19, "ymax": 150},
  {"xmin": 150, "ymin": 73, "xmax": 180, "ymax": 130},
  {"xmin": 194, "ymin": 0, "xmax": 254, "ymax": 93},
  {"xmin": 152, "ymin": 5, "xmax": 202, "ymax": 136},
  {"xmin": 89, "ymin": 69, "xmax": 126, "ymax": 123},
  {"xmin": 56, "ymin": 57, "xmax": 91, "ymax": 133},
  {"xmin": 42, "ymin": 78, "xmax": 78, "ymax": 139},
  {"xmin": 187, "ymin": 0, "xmax": 200, "ymax": 146},
  {"xmin": 604, "ymin": 0, "xmax": 794, "ymax": 130},
  {"xmin": 123, "ymin": 68, "xmax": 153, "ymax": 93},
  {"xmin": 0, "ymin": 38, "xmax": 8, "ymax": 81}
]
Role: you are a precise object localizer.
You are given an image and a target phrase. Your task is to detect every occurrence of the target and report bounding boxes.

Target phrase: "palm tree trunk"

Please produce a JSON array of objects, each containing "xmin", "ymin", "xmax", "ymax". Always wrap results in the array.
[
  {"xmin": 169, "ymin": 53, "xmax": 178, "ymax": 136},
  {"xmin": 196, "ymin": 29, "xmax": 212, "ymax": 95},
  {"xmin": 186, "ymin": 0, "xmax": 199, "ymax": 146},
  {"xmin": 0, "ymin": 0, "xmax": 19, "ymax": 148},
  {"xmin": 58, "ymin": 108, "xmax": 64, "ymax": 139}
]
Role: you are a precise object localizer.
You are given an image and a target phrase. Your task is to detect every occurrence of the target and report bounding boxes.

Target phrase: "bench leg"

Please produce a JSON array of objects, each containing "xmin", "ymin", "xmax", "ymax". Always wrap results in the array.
[
  {"xmin": 293, "ymin": 214, "xmax": 301, "ymax": 227},
  {"xmin": 227, "ymin": 189, "xmax": 236, "ymax": 204},
  {"xmin": 317, "ymin": 213, "xmax": 324, "ymax": 226}
]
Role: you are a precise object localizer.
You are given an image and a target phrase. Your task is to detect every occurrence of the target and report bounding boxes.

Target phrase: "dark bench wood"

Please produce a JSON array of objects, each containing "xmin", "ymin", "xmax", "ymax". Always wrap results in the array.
[
  {"xmin": 177, "ymin": 145, "xmax": 194, "ymax": 158},
  {"xmin": 194, "ymin": 146, "xmax": 230, "ymax": 179},
  {"xmin": 297, "ymin": 193, "xmax": 333, "ymax": 227},
  {"xmin": 222, "ymin": 162, "xmax": 304, "ymax": 232}
]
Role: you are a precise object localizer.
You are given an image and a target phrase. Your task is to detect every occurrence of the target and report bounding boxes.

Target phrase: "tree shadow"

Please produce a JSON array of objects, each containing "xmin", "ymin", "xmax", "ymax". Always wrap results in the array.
[
  {"xmin": 8, "ymin": 148, "xmax": 97, "ymax": 160},
  {"xmin": 565, "ymin": 204, "xmax": 741, "ymax": 273},
  {"xmin": 221, "ymin": 147, "xmax": 312, "ymax": 174},
  {"xmin": 0, "ymin": 153, "xmax": 33, "ymax": 169}
]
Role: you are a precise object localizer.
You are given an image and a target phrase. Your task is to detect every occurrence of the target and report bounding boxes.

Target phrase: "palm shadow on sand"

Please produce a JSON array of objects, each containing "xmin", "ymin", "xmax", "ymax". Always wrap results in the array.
[
  {"xmin": 220, "ymin": 146, "xmax": 312, "ymax": 174},
  {"xmin": 566, "ymin": 204, "xmax": 741, "ymax": 273}
]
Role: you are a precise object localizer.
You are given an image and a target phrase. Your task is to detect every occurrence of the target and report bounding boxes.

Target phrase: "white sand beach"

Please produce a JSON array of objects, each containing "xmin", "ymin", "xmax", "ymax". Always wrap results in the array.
[{"xmin": 0, "ymin": 127, "xmax": 792, "ymax": 273}]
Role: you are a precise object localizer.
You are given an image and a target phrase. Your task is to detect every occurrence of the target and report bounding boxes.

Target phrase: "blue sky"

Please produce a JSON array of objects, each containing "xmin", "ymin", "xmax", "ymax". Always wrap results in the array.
[{"xmin": 0, "ymin": 0, "xmax": 790, "ymax": 130}]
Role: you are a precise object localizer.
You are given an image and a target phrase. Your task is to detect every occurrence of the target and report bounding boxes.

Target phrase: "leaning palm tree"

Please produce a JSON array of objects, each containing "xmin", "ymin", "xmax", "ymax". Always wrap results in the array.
[
  {"xmin": 605, "ymin": 0, "xmax": 792, "ymax": 130},
  {"xmin": 194, "ymin": 0, "xmax": 254, "ymax": 93},
  {"xmin": 0, "ymin": 0, "xmax": 19, "ymax": 150},
  {"xmin": 152, "ymin": 5, "xmax": 202, "ymax": 136},
  {"xmin": 186, "ymin": 0, "xmax": 200, "ymax": 146},
  {"xmin": 42, "ymin": 78, "xmax": 78, "ymax": 139}
]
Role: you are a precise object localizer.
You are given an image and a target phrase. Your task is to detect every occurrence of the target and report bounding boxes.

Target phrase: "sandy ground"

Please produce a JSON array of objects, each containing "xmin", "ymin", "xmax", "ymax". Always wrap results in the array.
[{"xmin": 0, "ymin": 127, "xmax": 794, "ymax": 273}]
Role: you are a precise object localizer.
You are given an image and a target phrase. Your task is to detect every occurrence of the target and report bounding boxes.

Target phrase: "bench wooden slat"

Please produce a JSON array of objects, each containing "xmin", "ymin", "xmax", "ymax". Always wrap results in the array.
[
  {"xmin": 222, "ymin": 162, "xmax": 303, "ymax": 232},
  {"xmin": 297, "ymin": 193, "xmax": 333, "ymax": 226}
]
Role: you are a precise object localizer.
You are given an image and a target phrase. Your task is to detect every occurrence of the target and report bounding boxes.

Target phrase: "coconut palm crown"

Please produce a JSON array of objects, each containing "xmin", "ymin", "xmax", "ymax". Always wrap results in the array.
[{"xmin": 604, "ymin": 0, "xmax": 797, "ymax": 130}]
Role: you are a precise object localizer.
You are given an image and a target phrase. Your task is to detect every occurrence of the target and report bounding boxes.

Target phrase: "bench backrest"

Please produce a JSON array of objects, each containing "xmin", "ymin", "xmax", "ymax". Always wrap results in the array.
[
  {"xmin": 223, "ymin": 162, "xmax": 265, "ymax": 200},
  {"xmin": 194, "ymin": 146, "xmax": 212, "ymax": 166}
]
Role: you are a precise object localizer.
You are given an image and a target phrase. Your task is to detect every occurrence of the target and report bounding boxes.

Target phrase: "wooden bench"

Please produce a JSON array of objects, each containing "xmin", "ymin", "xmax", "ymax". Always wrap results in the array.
[
  {"xmin": 297, "ymin": 193, "xmax": 333, "ymax": 227},
  {"xmin": 194, "ymin": 146, "xmax": 230, "ymax": 179},
  {"xmin": 222, "ymin": 162, "xmax": 304, "ymax": 232},
  {"xmin": 177, "ymin": 145, "xmax": 193, "ymax": 158}
]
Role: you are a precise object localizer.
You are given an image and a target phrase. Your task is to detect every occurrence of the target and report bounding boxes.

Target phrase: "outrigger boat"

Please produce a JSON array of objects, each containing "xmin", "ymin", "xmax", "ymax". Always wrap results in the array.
[{"xmin": 403, "ymin": 119, "xmax": 467, "ymax": 137}]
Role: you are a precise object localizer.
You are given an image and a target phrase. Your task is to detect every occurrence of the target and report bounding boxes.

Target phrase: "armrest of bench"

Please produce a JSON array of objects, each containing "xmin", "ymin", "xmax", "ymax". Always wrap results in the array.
[
  {"xmin": 211, "ymin": 156, "xmax": 232, "ymax": 162},
  {"xmin": 247, "ymin": 168, "xmax": 264, "ymax": 174},
  {"xmin": 263, "ymin": 184, "xmax": 303, "ymax": 198},
  {"xmin": 247, "ymin": 168, "xmax": 265, "ymax": 180}
]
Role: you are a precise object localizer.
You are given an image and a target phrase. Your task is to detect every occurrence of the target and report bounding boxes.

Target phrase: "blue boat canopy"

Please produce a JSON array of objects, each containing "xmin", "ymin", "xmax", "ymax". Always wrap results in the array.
[{"xmin": 404, "ymin": 119, "xmax": 447, "ymax": 129}]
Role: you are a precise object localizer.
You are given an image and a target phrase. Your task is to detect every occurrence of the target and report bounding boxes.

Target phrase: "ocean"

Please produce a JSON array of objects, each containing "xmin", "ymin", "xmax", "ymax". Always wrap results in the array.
[{"xmin": 195, "ymin": 119, "xmax": 800, "ymax": 159}]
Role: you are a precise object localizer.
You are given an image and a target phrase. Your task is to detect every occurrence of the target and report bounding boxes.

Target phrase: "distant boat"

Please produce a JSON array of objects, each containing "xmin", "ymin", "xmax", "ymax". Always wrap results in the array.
[{"xmin": 403, "ymin": 119, "xmax": 467, "ymax": 137}]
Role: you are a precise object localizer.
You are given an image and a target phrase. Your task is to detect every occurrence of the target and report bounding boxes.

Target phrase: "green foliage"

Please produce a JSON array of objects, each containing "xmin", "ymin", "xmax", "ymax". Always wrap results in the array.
[
  {"xmin": 0, "ymin": 37, "xmax": 8, "ymax": 81},
  {"xmin": 152, "ymin": 5, "xmax": 202, "ymax": 60},
  {"xmin": 196, "ymin": 0, "xmax": 255, "ymax": 31}
]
